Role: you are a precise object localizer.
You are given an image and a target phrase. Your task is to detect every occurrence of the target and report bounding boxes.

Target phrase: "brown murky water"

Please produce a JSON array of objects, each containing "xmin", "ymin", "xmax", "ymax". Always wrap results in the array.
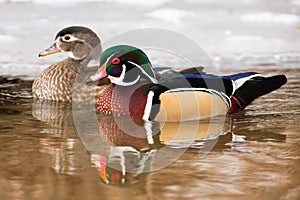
[{"xmin": 0, "ymin": 66, "xmax": 299, "ymax": 200}]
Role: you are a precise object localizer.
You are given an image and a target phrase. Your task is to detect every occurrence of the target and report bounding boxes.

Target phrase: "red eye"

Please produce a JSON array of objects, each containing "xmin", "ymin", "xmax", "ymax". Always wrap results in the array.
[{"xmin": 111, "ymin": 57, "xmax": 120, "ymax": 65}]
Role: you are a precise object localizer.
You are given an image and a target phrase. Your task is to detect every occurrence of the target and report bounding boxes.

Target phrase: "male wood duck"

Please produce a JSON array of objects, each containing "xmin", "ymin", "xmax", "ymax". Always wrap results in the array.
[
  {"xmin": 32, "ymin": 26, "xmax": 107, "ymax": 102},
  {"xmin": 88, "ymin": 45, "xmax": 287, "ymax": 122}
]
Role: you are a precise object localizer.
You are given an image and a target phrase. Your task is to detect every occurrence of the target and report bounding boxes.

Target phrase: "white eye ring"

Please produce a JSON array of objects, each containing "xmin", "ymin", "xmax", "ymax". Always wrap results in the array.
[{"xmin": 61, "ymin": 34, "xmax": 83, "ymax": 42}]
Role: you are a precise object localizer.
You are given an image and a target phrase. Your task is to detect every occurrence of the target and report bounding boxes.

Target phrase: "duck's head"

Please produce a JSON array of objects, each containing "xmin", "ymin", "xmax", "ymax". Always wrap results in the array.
[
  {"xmin": 39, "ymin": 26, "xmax": 101, "ymax": 61},
  {"xmin": 88, "ymin": 45, "xmax": 157, "ymax": 86}
]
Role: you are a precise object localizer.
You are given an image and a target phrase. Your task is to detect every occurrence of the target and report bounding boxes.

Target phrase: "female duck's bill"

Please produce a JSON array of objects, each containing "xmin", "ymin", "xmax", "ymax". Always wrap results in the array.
[{"xmin": 38, "ymin": 43, "xmax": 61, "ymax": 57}]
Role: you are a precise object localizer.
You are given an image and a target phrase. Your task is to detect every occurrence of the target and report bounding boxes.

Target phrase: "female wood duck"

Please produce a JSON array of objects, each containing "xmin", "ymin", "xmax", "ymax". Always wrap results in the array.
[
  {"xmin": 32, "ymin": 26, "xmax": 106, "ymax": 102},
  {"xmin": 88, "ymin": 45, "xmax": 287, "ymax": 122}
]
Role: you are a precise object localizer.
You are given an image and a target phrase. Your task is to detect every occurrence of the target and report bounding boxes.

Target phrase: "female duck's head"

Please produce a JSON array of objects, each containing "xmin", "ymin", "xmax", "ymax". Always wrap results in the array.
[
  {"xmin": 39, "ymin": 26, "xmax": 102, "ymax": 61},
  {"xmin": 89, "ymin": 45, "xmax": 157, "ymax": 86}
]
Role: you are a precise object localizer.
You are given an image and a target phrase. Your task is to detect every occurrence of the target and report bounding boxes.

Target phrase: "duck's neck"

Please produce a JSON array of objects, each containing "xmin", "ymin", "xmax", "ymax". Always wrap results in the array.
[
  {"xmin": 97, "ymin": 83, "xmax": 151, "ymax": 119},
  {"xmin": 64, "ymin": 57, "xmax": 91, "ymax": 73}
]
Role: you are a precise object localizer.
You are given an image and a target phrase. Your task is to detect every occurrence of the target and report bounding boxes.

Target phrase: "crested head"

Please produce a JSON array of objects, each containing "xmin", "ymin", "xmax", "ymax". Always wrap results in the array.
[
  {"xmin": 39, "ymin": 26, "xmax": 102, "ymax": 61},
  {"xmin": 90, "ymin": 45, "xmax": 157, "ymax": 86},
  {"xmin": 56, "ymin": 26, "xmax": 101, "ymax": 60},
  {"xmin": 55, "ymin": 26, "xmax": 100, "ymax": 48},
  {"xmin": 55, "ymin": 26, "xmax": 97, "ymax": 39}
]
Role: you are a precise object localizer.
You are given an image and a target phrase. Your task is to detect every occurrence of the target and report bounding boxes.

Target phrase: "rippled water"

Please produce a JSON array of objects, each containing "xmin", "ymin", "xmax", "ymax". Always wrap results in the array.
[{"xmin": 0, "ymin": 66, "xmax": 299, "ymax": 200}]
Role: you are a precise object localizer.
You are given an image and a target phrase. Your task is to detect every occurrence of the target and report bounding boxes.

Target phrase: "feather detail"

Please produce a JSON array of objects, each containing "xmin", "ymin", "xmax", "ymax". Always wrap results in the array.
[{"xmin": 32, "ymin": 58, "xmax": 109, "ymax": 102}]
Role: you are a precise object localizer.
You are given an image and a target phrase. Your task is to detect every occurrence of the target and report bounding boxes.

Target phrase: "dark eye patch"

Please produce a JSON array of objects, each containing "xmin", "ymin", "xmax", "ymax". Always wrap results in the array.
[{"xmin": 107, "ymin": 65, "xmax": 123, "ymax": 77}]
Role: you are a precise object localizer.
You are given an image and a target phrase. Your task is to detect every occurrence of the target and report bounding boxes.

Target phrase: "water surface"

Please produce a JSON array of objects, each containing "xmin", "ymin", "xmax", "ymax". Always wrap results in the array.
[{"xmin": 0, "ymin": 66, "xmax": 299, "ymax": 200}]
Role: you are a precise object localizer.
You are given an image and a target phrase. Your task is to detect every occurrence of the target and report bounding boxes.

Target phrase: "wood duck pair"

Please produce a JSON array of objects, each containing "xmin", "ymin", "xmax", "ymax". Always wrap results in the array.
[
  {"xmin": 33, "ymin": 26, "xmax": 287, "ymax": 121},
  {"xmin": 89, "ymin": 45, "xmax": 287, "ymax": 122}
]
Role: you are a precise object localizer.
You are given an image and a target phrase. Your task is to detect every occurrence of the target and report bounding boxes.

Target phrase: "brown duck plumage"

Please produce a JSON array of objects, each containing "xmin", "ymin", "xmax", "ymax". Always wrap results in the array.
[
  {"xmin": 33, "ymin": 58, "xmax": 81, "ymax": 102},
  {"xmin": 32, "ymin": 26, "xmax": 108, "ymax": 102}
]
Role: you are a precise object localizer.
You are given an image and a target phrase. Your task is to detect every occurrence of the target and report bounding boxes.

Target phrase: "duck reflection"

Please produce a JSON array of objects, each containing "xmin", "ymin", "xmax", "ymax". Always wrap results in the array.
[
  {"xmin": 32, "ymin": 100, "xmax": 90, "ymax": 175},
  {"xmin": 32, "ymin": 99, "xmax": 286, "ymax": 185},
  {"xmin": 80, "ymin": 115, "xmax": 232, "ymax": 186},
  {"xmin": 32, "ymin": 100, "xmax": 73, "ymax": 135}
]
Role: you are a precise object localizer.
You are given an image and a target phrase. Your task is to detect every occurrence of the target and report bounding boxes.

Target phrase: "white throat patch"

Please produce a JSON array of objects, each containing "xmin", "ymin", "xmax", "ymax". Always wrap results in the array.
[
  {"xmin": 108, "ymin": 64, "xmax": 140, "ymax": 86},
  {"xmin": 56, "ymin": 36, "xmax": 85, "ymax": 60},
  {"xmin": 65, "ymin": 51, "xmax": 83, "ymax": 60}
]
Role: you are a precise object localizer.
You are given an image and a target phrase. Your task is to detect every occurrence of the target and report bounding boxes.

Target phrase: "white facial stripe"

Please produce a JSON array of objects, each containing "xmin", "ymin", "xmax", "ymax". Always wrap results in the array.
[
  {"xmin": 107, "ymin": 51, "xmax": 120, "ymax": 62},
  {"xmin": 61, "ymin": 34, "xmax": 85, "ymax": 42},
  {"xmin": 108, "ymin": 75, "xmax": 140, "ymax": 86},
  {"xmin": 55, "ymin": 37, "xmax": 60, "ymax": 49},
  {"xmin": 106, "ymin": 63, "xmax": 125, "ymax": 84},
  {"xmin": 127, "ymin": 61, "xmax": 157, "ymax": 83},
  {"xmin": 55, "ymin": 36, "xmax": 85, "ymax": 60},
  {"xmin": 101, "ymin": 51, "xmax": 121, "ymax": 66},
  {"xmin": 120, "ymin": 64, "xmax": 126, "ymax": 81},
  {"xmin": 108, "ymin": 64, "xmax": 140, "ymax": 86}
]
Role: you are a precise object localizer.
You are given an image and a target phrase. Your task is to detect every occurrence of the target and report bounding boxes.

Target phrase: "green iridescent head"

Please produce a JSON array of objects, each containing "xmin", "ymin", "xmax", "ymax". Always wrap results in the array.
[{"xmin": 89, "ymin": 45, "xmax": 157, "ymax": 86}]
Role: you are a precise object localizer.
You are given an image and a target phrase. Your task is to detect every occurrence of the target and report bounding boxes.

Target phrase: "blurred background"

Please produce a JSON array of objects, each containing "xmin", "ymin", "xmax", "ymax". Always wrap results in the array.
[{"xmin": 1, "ymin": 0, "xmax": 300, "ymax": 78}]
